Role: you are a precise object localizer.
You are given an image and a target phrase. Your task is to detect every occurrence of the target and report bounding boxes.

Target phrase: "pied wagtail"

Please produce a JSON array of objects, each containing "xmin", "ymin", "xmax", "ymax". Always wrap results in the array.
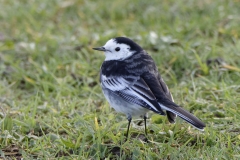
[{"xmin": 93, "ymin": 37, "xmax": 205, "ymax": 139}]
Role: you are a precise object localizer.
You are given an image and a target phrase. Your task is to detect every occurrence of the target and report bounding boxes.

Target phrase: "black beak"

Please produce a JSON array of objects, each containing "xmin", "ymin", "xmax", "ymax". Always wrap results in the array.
[{"xmin": 92, "ymin": 46, "xmax": 106, "ymax": 51}]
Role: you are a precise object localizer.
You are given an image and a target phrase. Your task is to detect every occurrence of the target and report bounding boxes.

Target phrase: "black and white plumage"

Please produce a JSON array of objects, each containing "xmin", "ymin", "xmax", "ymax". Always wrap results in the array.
[{"xmin": 93, "ymin": 37, "xmax": 205, "ymax": 138}]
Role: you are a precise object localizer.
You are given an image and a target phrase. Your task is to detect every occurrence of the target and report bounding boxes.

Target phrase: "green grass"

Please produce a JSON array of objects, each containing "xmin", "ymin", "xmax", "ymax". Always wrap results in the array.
[{"xmin": 0, "ymin": 0, "xmax": 240, "ymax": 159}]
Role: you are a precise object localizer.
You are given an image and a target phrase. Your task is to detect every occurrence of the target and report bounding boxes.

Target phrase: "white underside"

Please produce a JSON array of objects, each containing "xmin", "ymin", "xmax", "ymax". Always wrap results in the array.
[{"xmin": 102, "ymin": 89, "xmax": 148, "ymax": 117}]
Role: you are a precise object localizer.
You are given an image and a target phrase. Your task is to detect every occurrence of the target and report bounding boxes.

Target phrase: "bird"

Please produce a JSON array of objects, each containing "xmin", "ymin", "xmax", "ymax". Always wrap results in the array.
[{"xmin": 93, "ymin": 37, "xmax": 205, "ymax": 139}]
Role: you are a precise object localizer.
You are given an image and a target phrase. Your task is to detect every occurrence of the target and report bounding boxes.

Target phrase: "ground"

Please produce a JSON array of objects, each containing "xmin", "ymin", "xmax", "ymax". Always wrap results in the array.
[{"xmin": 0, "ymin": 0, "xmax": 240, "ymax": 159}]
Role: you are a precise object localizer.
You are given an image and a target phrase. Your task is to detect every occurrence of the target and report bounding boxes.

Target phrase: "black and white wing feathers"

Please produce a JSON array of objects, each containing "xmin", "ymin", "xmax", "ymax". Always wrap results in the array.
[{"xmin": 101, "ymin": 76, "xmax": 165, "ymax": 115}]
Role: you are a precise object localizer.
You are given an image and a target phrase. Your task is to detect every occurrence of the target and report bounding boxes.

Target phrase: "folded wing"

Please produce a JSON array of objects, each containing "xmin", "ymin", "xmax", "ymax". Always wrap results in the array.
[{"xmin": 101, "ymin": 76, "xmax": 165, "ymax": 115}]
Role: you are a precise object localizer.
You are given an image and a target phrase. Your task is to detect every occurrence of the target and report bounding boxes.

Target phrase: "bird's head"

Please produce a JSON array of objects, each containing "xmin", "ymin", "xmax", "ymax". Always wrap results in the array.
[{"xmin": 93, "ymin": 37, "xmax": 143, "ymax": 61}]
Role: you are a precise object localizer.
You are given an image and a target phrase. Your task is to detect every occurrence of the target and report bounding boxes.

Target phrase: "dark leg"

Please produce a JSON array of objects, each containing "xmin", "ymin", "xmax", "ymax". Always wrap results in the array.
[
  {"xmin": 126, "ymin": 115, "xmax": 132, "ymax": 139},
  {"xmin": 143, "ymin": 114, "xmax": 149, "ymax": 142},
  {"xmin": 143, "ymin": 115, "xmax": 148, "ymax": 136}
]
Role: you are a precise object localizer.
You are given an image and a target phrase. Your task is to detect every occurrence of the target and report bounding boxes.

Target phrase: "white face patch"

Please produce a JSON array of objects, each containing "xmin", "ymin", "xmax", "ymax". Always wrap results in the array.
[{"xmin": 103, "ymin": 39, "xmax": 135, "ymax": 61}]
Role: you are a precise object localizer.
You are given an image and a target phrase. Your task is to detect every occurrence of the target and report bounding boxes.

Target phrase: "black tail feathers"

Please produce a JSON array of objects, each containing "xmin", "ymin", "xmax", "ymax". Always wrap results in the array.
[{"xmin": 159, "ymin": 103, "xmax": 205, "ymax": 131}]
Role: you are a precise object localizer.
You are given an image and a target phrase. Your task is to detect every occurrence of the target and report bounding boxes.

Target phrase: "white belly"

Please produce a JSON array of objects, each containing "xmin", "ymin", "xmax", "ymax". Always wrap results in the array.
[{"xmin": 102, "ymin": 89, "xmax": 148, "ymax": 117}]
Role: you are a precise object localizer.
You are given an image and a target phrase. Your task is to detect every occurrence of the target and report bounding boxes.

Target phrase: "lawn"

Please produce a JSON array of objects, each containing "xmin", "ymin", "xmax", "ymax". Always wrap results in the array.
[{"xmin": 0, "ymin": 0, "xmax": 240, "ymax": 159}]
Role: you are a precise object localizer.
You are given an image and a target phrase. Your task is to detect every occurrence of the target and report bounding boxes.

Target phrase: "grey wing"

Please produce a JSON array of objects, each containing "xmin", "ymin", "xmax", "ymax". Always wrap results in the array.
[{"xmin": 101, "ymin": 76, "xmax": 165, "ymax": 115}]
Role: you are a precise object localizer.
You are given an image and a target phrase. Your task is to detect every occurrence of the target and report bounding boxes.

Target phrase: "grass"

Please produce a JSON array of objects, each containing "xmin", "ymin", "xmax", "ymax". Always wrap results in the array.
[{"xmin": 0, "ymin": 0, "xmax": 240, "ymax": 159}]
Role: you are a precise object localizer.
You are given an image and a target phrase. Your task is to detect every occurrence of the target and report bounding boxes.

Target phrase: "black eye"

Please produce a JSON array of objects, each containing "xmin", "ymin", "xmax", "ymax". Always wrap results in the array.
[{"xmin": 115, "ymin": 47, "xmax": 120, "ymax": 51}]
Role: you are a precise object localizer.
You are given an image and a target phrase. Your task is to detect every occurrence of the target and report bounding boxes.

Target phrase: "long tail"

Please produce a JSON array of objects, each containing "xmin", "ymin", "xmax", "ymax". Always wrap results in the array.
[{"xmin": 159, "ymin": 102, "xmax": 206, "ymax": 131}]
